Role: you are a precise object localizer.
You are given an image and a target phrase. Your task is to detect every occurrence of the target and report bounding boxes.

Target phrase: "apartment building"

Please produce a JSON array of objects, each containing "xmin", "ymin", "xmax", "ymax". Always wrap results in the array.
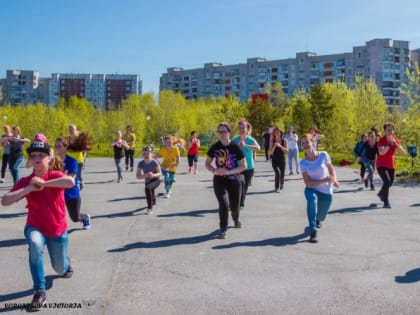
[
  {"xmin": 49, "ymin": 73, "xmax": 142, "ymax": 110},
  {"xmin": 160, "ymin": 38, "xmax": 415, "ymax": 107},
  {"xmin": 1, "ymin": 70, "xmax": 41, "ymax": 105}
]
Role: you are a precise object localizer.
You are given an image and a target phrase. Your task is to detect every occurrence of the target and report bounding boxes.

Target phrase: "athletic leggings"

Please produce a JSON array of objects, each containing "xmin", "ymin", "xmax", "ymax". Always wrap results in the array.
[
  {"xmin": 213, "ymin": 175, "xmax": 241, "ymax": 231},
  {"xmin": 1, "ymin": 153, "xmax": 9, "ymax": 179},
  {"xmin": 377, "ymin": 167, "xmax": 395, "ymax": 203},
  {"xmin": 65, "ymin": 198, "xmax": 81, "ymax": 222},
  {"xmin": 240, "ymin": 169, "xmax": 253, "ymax": 207},
  {"xmin": 145, "ymin": 178, "xmax": 160, "ymax": 209},
  {"xmin": 272, "ymin": 158, "xmax": 286, "ymax": 190}
]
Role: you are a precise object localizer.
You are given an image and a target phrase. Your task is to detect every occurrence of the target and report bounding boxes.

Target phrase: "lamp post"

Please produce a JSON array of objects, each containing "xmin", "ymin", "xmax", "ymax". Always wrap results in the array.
[{"xmin": 146, "ymin": 115, "xmax": 151, "ymax": 145}]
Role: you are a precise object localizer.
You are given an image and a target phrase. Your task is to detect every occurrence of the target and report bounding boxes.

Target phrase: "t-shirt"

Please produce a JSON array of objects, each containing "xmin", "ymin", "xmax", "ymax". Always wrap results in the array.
[
  {"xmin": 67, "ymin": 150, "xmax": 84, "ymax": 164},
  {"xmin": 137, "ymin": 159, "xmax": 159, "ymax": 184},
  {"xmin": 362, "ymin": 142, "xmax": 378, "ymax": 161},
  {"xmin": 63, "ymin": 155, "xmax": 80, "ymax": 200},
  {"xmin": 113, "ymin": 144, "xmax": 125, "ymax": 159},
  {"xmin": 300, "ymin": 151, "xmax": 333, "ymax": 195},
  {"xmin": 207, "ymin": 141, "xmax": 245, "ymax": 180},
  {"xmin": 188, "ymin": 140, "xmax": 199, "ymax": 155},
  {"xmin": 285, "ymin": 133, "xmax": 299, "ymax": 150},
  {"xmin": 232, "ymin": 135, "xmax": 257, "ymax": 170},
  {"xmin": 158, "ymin": 146, "xmax": 180, "ymax": 172},
  {"xmin": 122, "ymin": 133, "xmax": 136, "ymax": 150},
  {"xmin": 12, "ymin": 170, "xmax": 67, "ymax": 237},
  {"xmin": 376, "ymin": 136, "xmax": 401, "ymax": 169}
]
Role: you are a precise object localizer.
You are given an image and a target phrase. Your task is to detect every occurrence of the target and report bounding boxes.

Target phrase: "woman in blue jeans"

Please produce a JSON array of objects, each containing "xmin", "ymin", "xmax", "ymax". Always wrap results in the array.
[
  {"xmin": 1, "ymin": 140, "xmax": 75, "ymax": 311},
  {"xmin": 300, "ymin": 133, "xmax": 339, "ymax": 243}
]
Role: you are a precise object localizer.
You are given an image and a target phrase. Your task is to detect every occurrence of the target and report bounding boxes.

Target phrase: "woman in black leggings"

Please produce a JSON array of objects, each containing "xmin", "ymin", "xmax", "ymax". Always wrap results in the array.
[
  {"xmin": 206, "ymin": 122, "xmax": 247, "ymax": 239},
  {"xmin": 269, "ymin": 127, "xmax": 288, "ymax": 192}
]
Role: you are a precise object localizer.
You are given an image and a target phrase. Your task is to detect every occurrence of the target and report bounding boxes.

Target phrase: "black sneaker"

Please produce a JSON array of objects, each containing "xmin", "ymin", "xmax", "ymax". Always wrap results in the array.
[
  {"xmin": 62, "ymin": 262, "xmax": 74, "ymax": 278},
  {"xmin": 30, "ymin": 290, "xmax": 46, "ymax": 311},
  {"xmin": 309, "ymin": 231, "xmax": 318, "ymax": 243},
  {"xmin": 316, "ymin": 220, "xmax": 322, "ymax": 228},
  {"xmin": 370, "ymin": 184, "xmax": 375, "ymax": 191},
  {"xmin": 218, "ymin": 230, "xmax": 227, "ymax": 239},
  {"xmin": 383, "ymin": 202, "xmax": 392, "ymax": 209},
  {"xmin": 234, "ymin": 221, "xmax": 242, "ymax": 228}
]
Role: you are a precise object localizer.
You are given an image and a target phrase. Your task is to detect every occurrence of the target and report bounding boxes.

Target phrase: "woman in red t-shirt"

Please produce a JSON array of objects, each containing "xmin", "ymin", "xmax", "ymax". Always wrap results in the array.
[
  {"xmin": 376, "ymin": 122, "xmax": 405, "ymax": 208},
  {"xmin": 187, "ymin": 131, "xmax": 200, "ymax": 174}
]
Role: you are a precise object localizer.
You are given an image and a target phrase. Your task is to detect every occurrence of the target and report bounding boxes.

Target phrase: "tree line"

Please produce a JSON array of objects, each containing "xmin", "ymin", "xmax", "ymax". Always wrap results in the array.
[{"xmin": 0, "ymin": 72, "xmax": 419, "ymax": 157}]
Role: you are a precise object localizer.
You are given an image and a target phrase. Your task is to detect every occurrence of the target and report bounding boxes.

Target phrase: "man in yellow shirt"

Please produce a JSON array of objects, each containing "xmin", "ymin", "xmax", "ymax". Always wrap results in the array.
[
  {"xmin": 122, "ymin": 125, "xmax": 136, "ymax": 172},
  {"xmin": 156, "ymin": 136, "xmax": 180, "ymax": 198}
]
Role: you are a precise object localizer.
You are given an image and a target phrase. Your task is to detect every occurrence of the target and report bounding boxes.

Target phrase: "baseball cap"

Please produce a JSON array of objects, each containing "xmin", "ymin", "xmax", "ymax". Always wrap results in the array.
[{"xmin": 27, "ymin": 141, "xmax": 51, "ymax": 155}]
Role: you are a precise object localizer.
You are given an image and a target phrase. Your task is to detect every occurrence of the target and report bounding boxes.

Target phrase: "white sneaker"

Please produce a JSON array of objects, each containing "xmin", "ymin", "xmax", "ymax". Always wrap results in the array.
[
  {"xmin": 146, "ymin": 208, "xmax": 153, "ymax": 215},
  {"xmin": 0, "ymin": 178, "xmax": 4, "ymax": 183},
  {"xmin": 164, "ymin": 192, "xmax": 171, "ymax": 198}
]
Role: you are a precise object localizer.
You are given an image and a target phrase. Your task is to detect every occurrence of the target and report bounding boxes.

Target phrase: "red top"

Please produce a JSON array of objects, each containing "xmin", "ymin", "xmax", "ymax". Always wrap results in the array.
[
  {"xmin": 188, "ymin": 141, "xmax": 199, "ymax": 155},
  {"xmin": 12, "ymin": 170, "xmax": 67, "ymax": 237},
  {"xmin": 376, "ymin": 136, "xmax": 401, "ymax": 169}
]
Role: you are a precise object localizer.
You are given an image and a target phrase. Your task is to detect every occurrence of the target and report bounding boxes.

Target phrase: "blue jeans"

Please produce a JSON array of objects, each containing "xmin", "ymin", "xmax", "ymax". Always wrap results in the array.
[
  {"xmin": 161, "ymin": 168, "xmax": 175, "ymax": 193},
  {"xmin": 362, "ymin": 159, "xmax": 376, "ymax": 187},
  {"xmin": 304, "ymin": 188, "xmax": 333, "ymax": 232},
  {"xmin": 24, "ymin": 226, "xmax": 70, "ymax": 291},
  {"xmin": 9, "ymin": 154, "xmax": 24, "ymax": 184},
  {"xmin": 288, "ymin": 148, "xmax": 299, "ymax": 172}
]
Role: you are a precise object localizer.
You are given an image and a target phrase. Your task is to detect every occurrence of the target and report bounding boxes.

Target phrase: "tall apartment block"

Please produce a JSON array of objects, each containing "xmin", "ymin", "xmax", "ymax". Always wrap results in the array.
[
  {"xmin": 49, "ymin": 73, "xmax": 142, "ymax": 110},
  {"xmin": 1, "ymin": 70, "xmax": 41, "ymax": 105},
  {"xmin": 160, "ymin": 38, "xmax": 416, "ymax": 107}
]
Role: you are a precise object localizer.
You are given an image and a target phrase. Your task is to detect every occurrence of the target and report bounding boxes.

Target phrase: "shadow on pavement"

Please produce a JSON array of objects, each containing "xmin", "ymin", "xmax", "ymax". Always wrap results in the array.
[
  {"xmin": 395, "ymin": 268, "xmax": 420, "ymax": 283},
  {"xmin": 212, "ymin": 229, "xmax": 310, "ymax": 249},
  {"xmin": 0, "ymin": 238, "xmax": 26, "ymax": 248},
  {"xmin": 0, "ymin": 212, "xmax": 26, "ymax": 219},
  {"xmin": 107, "ymin": 230, "xmax": 220, "ymax": 252},
  {"xmin": 334, "ymin": 187, "xmax": 364, "ymax": 193},
  {"xmin": 410, "ymin": 203, "xmax": 420, "ymax": 207},
  {"xmin": 329, "ymin": 205, "xmax": 380, "ymax": 214},
  {"xmin": 157, "ymin": 208, "xmax": 217, "ymax": 218},
  {"xmin": 91, "ymin": 208, "xmax": 145, "ymax": 219},
  {"xmin": 108, "ymin": 196, "xmax": 144, "ymax": 202},
  {"xmin": 0, "ymin": 275, "xmax": 60, "ymax": 303}
]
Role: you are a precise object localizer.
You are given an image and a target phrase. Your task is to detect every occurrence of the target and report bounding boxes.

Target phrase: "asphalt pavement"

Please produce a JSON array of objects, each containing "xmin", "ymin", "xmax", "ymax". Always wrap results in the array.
[{"xmin": 0, "ymin": 156, "xmax": 419, "ymax": 315}]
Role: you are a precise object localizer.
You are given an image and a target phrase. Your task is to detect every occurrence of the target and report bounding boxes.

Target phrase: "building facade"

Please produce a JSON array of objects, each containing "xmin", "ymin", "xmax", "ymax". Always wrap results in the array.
[
  {"xmin": 160, "ymin": 38, "xmax": 416, "ymax": 107},
  {"xmin": 1, "ymin": 70, "xmax": 41, "ymax": 105},
  {"xmin": 49, "ymin": 73, "xmax": 142, "ymax": 110}
]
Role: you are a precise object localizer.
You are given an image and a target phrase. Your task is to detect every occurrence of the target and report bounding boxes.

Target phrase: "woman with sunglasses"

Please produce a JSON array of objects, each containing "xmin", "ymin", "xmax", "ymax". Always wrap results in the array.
[{"xmin": 206, "ymin": 122, "xmax": 247, "ymax": 239}]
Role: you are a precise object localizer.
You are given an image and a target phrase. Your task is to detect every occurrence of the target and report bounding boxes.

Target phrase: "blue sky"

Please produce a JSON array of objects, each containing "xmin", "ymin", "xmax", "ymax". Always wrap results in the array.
[{"xmin": 1, "ymin": 0, "xmax": 419, "ymax": 94}]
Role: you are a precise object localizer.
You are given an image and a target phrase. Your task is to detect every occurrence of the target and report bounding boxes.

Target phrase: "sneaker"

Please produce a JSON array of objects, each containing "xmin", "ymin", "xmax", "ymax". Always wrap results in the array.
[
  {"xmin": 30, "ymin": 290, "xmax": 46, "ymax": 311},
  {"xmin": 383, "ymin": 202, "xmax": 392, "ymax": 209},
  {"xmin": 289, "ymin": 171, "xmax": 294, "ymax": 175},
  {"xmin": 164, "ymin": 192, "xmax": 171, "ymax": 198},
  {"xmin": 125, "ymin": 167, "xmax": 129, "ymax": 171},
  {"xmin": 309, "ymin": 231, "xmax": 318, "ymax": 243},
  {"xmin": 274, "ymin": 188, "xmax": 280, "ymax": 193},
  {"xmin": 82, "ymin": 214, "xmax": 91, "ymax": 229},
  {"xmin": 194, "ymin": 169, "xmax": 198, "ymax": 175},
  {"xmin": 234, "ymin": 221, "xmax": 242, "ymax": 228},
  {"xmin": 0, "ymin": 178, "xmax": 4, "ymax": 183},
  {"xmin": 316, "ymin": 220, "xmax": 322, "ymax": 228},
  {"xmin": 130, "ymin": 168, "xmax": 134, "ymax": 172},
  {"xmin": 296, "ymin": 171, "xmax": 300, "ymax": 174},
  {"xmin": 370, "ymin": 185, "xmax": 375, "ymax": 191},
  {"xmin": 62, "ymin": 263, "xmax": 74, "ymax": 278},
  {"xmin": 188, "ymin": 167, "xmax": 192, "ymax": 174},
  {"xmin": 218, "ymin": 230, "xmax": 227, "ymax": 239},
  {"xmin": 146, "ymin": 208, "xmax": 153, "ymax": 215}
]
